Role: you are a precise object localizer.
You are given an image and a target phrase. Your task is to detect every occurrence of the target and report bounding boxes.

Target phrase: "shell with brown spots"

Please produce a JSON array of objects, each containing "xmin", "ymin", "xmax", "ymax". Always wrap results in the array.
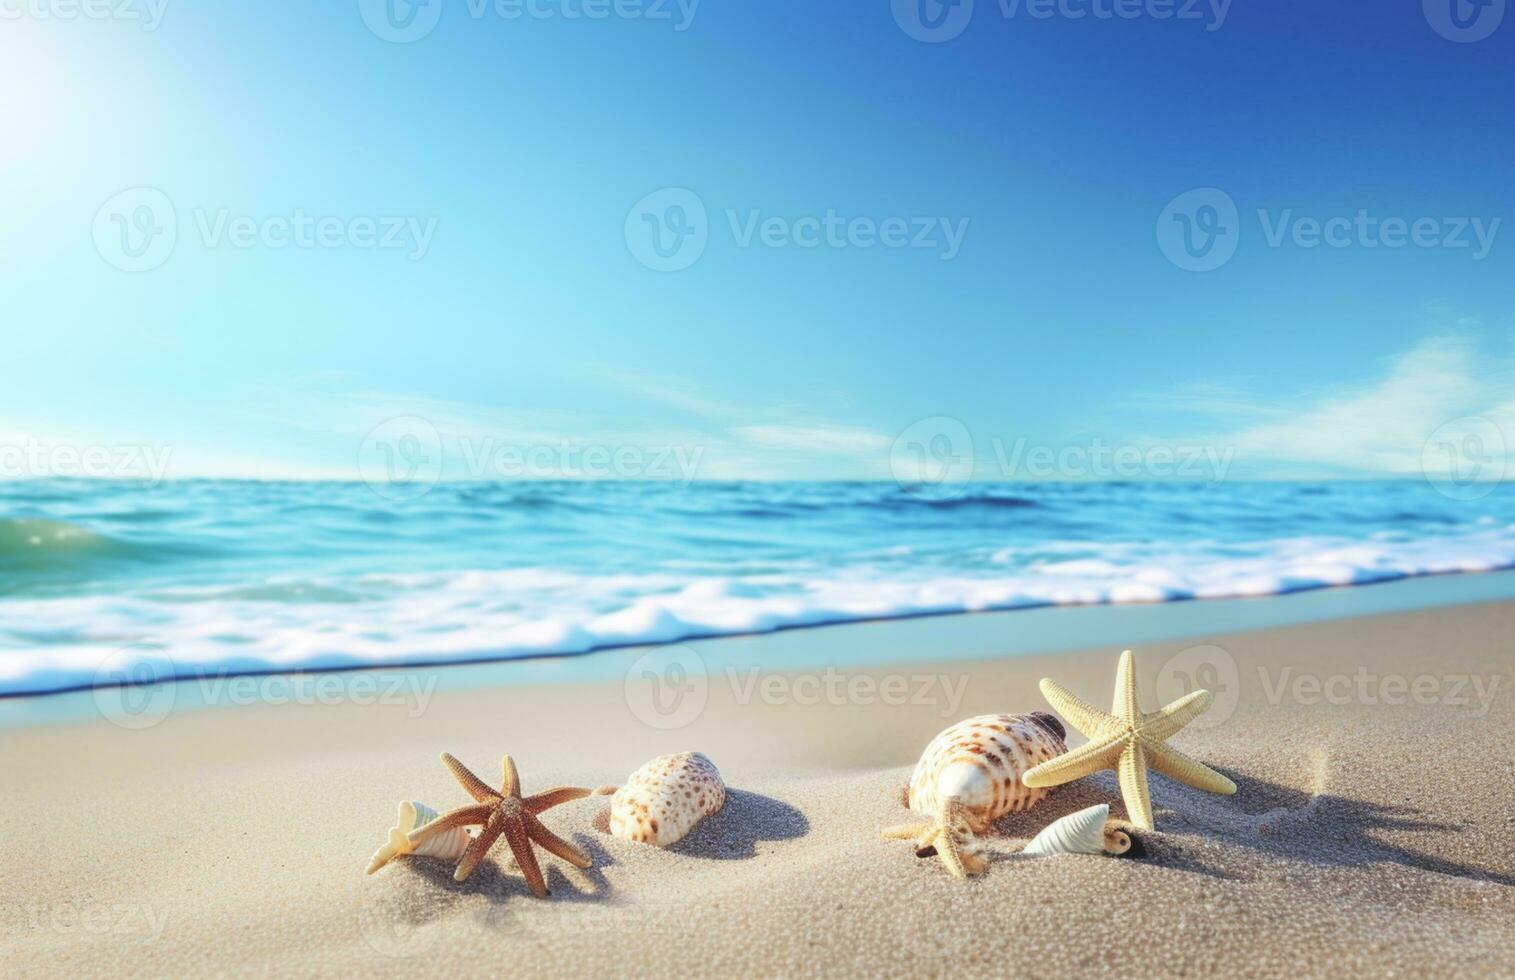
[
  {"xmin": 608, "ymin": 752, "xmax": 726, "ymax": 847},
  {"xmin": 906, "ymin": 712, "xmax": 1068, "ymax": 833}
]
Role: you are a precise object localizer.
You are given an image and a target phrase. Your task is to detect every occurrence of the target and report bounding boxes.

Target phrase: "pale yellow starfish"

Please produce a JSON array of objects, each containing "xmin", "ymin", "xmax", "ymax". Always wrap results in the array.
[{"xmin": 1021, "ymin": 650, "xmax": 1236, "ymax": 829}]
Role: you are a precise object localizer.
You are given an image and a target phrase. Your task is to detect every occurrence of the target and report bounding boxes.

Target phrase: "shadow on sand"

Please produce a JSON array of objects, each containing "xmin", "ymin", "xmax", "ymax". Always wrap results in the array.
[
  {"xmin": 396, "ymin": 826, "xmax": 614, "ymax": 905},
  {"xmin": 982, "ymin": 768, "xmax": 1515, "ymax": 886},
  {"xmin": 377, "ymin": 788, "xmax": 809, "ymax": 922},
  {"xmin": 591, "ymin": 788, "xmax": 809, "ymax": 860}
]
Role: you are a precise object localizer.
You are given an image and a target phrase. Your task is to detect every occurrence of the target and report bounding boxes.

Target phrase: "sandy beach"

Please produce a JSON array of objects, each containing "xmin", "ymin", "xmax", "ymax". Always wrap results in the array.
[{"xmin": 4, "ymin": 593, "xmax": 1513, "ymax": 978}]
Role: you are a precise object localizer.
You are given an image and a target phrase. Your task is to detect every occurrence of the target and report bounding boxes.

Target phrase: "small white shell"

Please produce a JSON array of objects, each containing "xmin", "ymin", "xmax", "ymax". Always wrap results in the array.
[
  {"xmin": 1022, "ymin": 804, "xmax": 1109, "ymax": 856},
  {"xmin": 365, "ymin": 800, "xmax": 473, "ymax": 874},
  {"xmin": 906, "ymin": 713, "xmax": 1068, "ymax": 832},
  {"xmin": 609, "ymin": 752, "xmax": 725, "ymax": 847}
]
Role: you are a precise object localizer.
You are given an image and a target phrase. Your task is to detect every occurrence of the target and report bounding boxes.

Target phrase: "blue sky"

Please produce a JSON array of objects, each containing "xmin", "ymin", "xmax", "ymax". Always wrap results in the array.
[{"xmin": 2, "ymin": 0, "xmax": 1512, "ymax": 481}]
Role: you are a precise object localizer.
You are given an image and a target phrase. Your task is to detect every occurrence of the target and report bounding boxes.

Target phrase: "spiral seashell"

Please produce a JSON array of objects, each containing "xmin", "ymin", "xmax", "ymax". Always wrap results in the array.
[
  {"xmin": 1022, "ymin": 803, "xmax": 1110, "ymax": 856},
  {"xmin": 906, "ymin": 712, "xmax": 1068, "ymax": 832},
  {"xmin": 365, "ymin": 800, "xmax": 474, "ymax": 874},
  {"xmin": 609, "ymin": 752, "xmax": 725, "ymax": 847}
]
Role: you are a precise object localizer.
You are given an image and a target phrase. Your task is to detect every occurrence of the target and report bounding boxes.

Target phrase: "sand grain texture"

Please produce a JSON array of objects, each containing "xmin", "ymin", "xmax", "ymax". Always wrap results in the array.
[{"xmin": 4, "ymin": 600, "xmax": 1513, "ymax": 977}]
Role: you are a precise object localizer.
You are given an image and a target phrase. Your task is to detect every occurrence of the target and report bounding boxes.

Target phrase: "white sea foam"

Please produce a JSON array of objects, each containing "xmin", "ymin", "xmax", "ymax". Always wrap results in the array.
[{"xmin": 6, "ymin": 524, "xmax": 1515, "ymax": 695}]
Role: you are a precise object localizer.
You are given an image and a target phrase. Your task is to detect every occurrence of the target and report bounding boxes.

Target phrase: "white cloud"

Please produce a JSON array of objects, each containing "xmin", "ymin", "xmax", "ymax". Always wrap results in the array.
[
  {"xmin": 225, "ymin": 375, "xmax": 896, "ymax": 481},
  {"xmin": 729, "ymin": 424, "xmax": 892, "ymax": 454},
  {"xmin": 1164, "ymin": 336, "xmax": 1515, "ymax": 477}
]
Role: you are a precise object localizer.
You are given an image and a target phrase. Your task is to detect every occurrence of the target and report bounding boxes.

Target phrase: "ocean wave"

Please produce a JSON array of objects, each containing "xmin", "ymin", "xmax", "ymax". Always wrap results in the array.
[
  {"xmin": 876, "ymin": 491, "xmax": 1041, "ymax": 511},
  {"xmin": 0, "ymin": 519, "xmax": 128, "ymax": 576},
  {"xmin": 3, "ymin": 479, "xmax": 1515, "ymax": 695},
  {"xmin": 5, "ymin": 524, "xmax": 1515, "ymax": 696},
  {"xmin": 0, "ymin": 517, "xmax": 208, "ymax": 591}
]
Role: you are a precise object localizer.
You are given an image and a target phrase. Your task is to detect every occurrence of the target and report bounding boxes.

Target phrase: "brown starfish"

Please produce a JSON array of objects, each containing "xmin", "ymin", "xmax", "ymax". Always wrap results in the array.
[{"xmin": 406, "ymin": 752, "xmax": 593, "ymax": 895}]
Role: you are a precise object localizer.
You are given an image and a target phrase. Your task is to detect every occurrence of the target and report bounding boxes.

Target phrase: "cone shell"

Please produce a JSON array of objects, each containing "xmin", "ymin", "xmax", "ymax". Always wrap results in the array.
[
  {"xmin": 365, "ymin": 800, "xmax": 472, "ymax": 874},
  {"xmin": 609, "ymin": 752, "xmax": 725, "ymax": 847},
  {"xmin": 906, "ymin": 713, "xmax": 1067, "ymax": 831},
  {"xmin": 1022, "ymin": 803, "xmax": 1109, "ymax": 856}
]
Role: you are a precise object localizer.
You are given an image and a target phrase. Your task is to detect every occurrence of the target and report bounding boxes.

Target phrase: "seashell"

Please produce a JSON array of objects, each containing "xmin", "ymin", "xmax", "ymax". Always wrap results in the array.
[
  {"xmin": 608, "ymin": 752, "xmax": 725, "ymax": 847},
  {"xmin": 365, "ymin": 800, "xmax": 473, "ymax": 874},
  {"xmin": 884, "ymin": 712, "xmax": 1069, "ymax": 877},
  {"xmin": 905, "ymin": 712, "xmax": 1068, "ymax": 831},
  {"xmin": 1101, "ymin": 820, "xmax": 1136, "ymax": 857},
  {"xmin": 1022, "ymin": 804, "xmax": 1110, "ymax": 856}
]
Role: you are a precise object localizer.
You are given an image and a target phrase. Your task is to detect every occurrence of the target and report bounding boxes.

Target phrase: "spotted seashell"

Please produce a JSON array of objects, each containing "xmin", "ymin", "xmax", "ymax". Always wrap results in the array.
[
  {"xmin": 609, "ymin": 752, "xmax": 725, "ymax": 847},
  {"xmin": 906, "ymin": 712, "xmax": 1067, "ymax": 832},
  {"xmin": 365, "ymin": 800, "xmax": 473, "ymax": 874}
]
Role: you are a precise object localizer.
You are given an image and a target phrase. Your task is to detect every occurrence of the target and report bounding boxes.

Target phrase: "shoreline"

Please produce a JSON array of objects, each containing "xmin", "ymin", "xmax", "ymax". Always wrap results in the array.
[
  {"xmin": 5, "ymin": 595, "xmax": 1512, "ymax": 975},
  {"xmin": 8, "ymin": 566, "xmax": 1515, "ymax": 729}
]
